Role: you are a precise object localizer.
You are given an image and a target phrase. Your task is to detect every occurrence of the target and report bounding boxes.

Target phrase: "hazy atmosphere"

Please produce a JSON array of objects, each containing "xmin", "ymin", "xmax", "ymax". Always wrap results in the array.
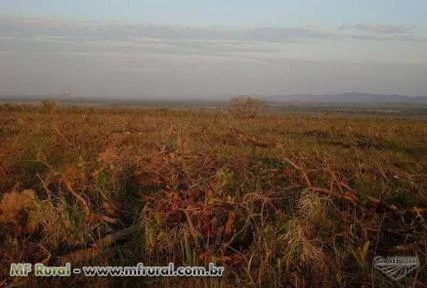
[{"xmin": 1, "ymin": 0, "xmax": 427, "ymax": 98}]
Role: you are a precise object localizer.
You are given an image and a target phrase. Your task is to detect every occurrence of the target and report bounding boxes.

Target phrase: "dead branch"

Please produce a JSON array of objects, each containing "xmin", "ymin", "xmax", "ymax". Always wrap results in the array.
[
  {"xmin": 178, "ymin": 208, "xmax": 201, "ymax": 241},
  {"xmin": 56, "ymin": 225, "xmax": 138, "ymax": 265},
  {"xmin": 282, "ymin": 157, "xmax": 312, "ymax": 187}
]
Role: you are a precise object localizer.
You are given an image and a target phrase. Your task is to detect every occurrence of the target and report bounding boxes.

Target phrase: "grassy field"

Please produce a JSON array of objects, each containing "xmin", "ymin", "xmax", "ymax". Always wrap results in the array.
[{"xmin": 0, "ymin": 103, "xmax": 426, "ymax": 287}]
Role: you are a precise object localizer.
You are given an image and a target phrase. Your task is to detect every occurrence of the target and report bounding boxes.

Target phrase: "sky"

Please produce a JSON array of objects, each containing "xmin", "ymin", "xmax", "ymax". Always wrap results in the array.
[{"xmin": 0, "ymin": 0, "xmax": 427, "ymax": 98}]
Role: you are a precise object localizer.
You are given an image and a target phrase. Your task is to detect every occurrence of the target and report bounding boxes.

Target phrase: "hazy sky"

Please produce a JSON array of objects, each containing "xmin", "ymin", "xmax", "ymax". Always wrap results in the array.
[{"xmin": 1, "ymin": 0, "xmax": 426, "ymax": 98}]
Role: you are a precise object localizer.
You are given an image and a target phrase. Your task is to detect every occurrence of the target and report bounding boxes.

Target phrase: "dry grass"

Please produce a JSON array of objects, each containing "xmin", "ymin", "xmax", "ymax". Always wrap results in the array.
[{"xmin": 0, "ymin": 103, "xmax": 426, "ymax": 287}]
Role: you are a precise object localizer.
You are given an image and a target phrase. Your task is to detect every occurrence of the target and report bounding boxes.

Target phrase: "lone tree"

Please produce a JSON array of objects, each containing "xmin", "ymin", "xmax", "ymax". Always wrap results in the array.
[
  {"xmin": 228, "ymin": 96, "xmax": 265, "ymax": 118},
  {"xmin": 41, "ymin": 98, "xmax": 57, "ymax": 113}
]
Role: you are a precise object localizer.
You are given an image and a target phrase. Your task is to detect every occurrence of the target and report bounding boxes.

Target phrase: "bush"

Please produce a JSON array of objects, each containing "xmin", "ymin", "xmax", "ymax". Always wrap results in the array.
[
  {"xmin": 228, "ymin": 96, "xmax": 265, "ymax": 118},
  {"xmin": 41, "ymin": 99, "xmax": 57, "ymax": 113}
]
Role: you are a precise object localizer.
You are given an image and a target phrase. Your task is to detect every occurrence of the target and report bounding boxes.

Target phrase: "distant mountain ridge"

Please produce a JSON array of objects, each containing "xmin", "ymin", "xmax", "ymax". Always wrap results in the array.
[
  {"xmin": 269, "ymin": 93, "xmax": 427, "ymax": 104},
  {"xmin": 1, "ymin": 92, "xmax": 427, "ymax": 104}
]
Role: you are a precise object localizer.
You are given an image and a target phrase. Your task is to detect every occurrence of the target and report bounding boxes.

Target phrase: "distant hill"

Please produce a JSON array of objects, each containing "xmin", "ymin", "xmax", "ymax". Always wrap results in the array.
[
  {"xmin": 2, "ymin": 93, "xmax": 427, "ymax": 105},
  {"xmin": 269, "ymin": 93, "xmax": 427, "ymax": 104}
]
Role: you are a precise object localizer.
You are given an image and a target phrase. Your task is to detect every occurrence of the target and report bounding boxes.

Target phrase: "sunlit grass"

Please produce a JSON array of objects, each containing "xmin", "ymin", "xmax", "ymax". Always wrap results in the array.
[{"xmin": 0, "ymin": 103, "xmax": 425, "ymax": 287}]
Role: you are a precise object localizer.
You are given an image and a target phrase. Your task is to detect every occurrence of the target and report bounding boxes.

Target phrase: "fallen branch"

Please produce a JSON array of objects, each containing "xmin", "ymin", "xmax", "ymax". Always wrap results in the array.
[
  {"xmin": 282, "ymin": 157, "xmax": 312, "ymax": 187},
  {"xmin": 178, "ymin": 208, "xmax": 201, "ymax": 241},
  {"xmin": 283, "ymin": 155, "xmax": 425, "ymax": 219},
  {"xmin": 95, "ymin": 225, "xmax": 138, "ymax": 248},
  {"xmin": 55, "ymin": 225, "xmax": 138, "ymax": 265},
  {"xmin": 62, "ymin": 178, "xmax": 91, "ymax": 215}
]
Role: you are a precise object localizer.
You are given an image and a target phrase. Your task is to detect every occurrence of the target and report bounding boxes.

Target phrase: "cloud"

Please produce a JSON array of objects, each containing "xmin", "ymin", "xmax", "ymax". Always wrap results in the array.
[
  {"xmin": 1, "ymin": 16, "xmax": 426, "ymax": 65},
  {"xmin": 0, "ymin": 16, "xmax": 339, "ymax": 43},
  {"xmin": 1, "ymin": 16, "xmax": 424, "ymax": 47},
  {"xmin": 0, "ymin": 16, "xmax": 343, "ymax": 61},
  {"xmin": 1, "ymin": 16, "xmax": 426, "ymax": 97},
  {"xmin": 340, "ymin": 24, "xmax": 414, "ymax": 34}
]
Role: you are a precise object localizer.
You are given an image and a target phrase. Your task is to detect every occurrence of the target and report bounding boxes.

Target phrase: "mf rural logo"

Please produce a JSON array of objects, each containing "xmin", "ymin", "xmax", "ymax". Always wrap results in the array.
[{"xmin": 373, "ymin": 256, "xmax": 420, "ymax": 280}]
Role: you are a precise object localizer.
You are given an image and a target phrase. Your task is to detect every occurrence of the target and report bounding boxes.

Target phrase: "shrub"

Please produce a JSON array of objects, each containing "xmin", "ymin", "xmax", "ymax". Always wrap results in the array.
[
  {"xmin": 41, "ymin": 98, "xmax": 57, "ymax": 113},
  {"xmin": 228, "ymin": 96, "xmax": 265, "ymax": 118}
]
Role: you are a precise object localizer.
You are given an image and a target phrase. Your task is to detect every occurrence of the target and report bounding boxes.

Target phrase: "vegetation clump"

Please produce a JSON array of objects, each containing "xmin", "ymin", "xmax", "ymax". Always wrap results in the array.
[
  {"xmin": 228, "ymin": 96, "xmax": 265, "ymax": 118},
  {"xmin": 41, "ymin": 98, "xmax": 57, "ymax": 113}
]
